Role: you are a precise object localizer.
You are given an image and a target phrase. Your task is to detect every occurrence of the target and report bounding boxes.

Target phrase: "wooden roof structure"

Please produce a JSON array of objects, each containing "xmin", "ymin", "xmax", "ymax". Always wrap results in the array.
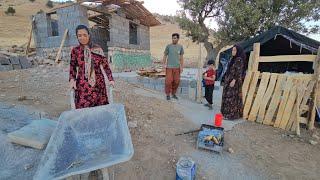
[{"xmin": 47, "ymin": 0, "xmax": 161, "ymax": 27}]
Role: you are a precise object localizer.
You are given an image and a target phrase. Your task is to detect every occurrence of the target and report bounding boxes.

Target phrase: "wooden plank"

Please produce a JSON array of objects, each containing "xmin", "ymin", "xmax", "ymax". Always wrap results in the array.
[
  {"xmin": 309, "ymin": 47, "xmax": 320, "ymax": 130},
  {"xmin": 196, "ymin": 43, "xmax": 203, "ymax": 103},
  {"xmin": 25, "ymin": 25, "xmax": 33, "ymax": 56},
  {"xmin": 252, "ymin": 43, "xmax": 260, "ymax": 71},
  {"xmin": 287, "ymin": 80, "xmax": 307, "ymax": 131},
  {"xmin": 247, "ymin": 51, "xmax": 254, "ymax": 71},
  {"xmin": 295, "ymin": 94, "xmax": 301, "ymax": 136},
  {"xmin": 300, "ymin": 117, "xmax": 308, "ymax": 124},
  {"xmin": 274, "ymin": 76, "xmax": 293, "ymax": 127},
  {"xmin": 248, "ymin": 72, "xmax": 271, "ymax": 122},
  {"xmin": 243, "ymin": 71, "xmax": 261, "ymax": 119},
  {"xmin": 301, "ymin": 80, "xmax": 316, "ymax": 106},
  {"xmin": 242, "ymin": 71, "xmax": 253, "ymax": 103},
  {"xmin": 259, "ymin": 55, "xmax": 316, "ymax": 62},
  {"xmin": 279, "ymin": 80, "xmax": 298, "ymax": 130},
  {"xmin": 263, "ymin": 75, "xmax": 286, "ymax": 125},
  {"xmin": 258, "ymin": 73, "xmax": 278, "ymax": 123},
  {"xmin": 55, "ymin": 29, "xmax": 69, "ymax": 63}
]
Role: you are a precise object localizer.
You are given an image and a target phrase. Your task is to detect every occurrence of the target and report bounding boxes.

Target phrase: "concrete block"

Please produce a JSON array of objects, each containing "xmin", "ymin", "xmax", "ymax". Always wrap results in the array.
[
  {"xmin": 144, "ymin": 83, "xmax": 154, "ymax": 90},
  {"xmin": 180, "ymin": 79, "xmax": 189, "ymax": 87},
  {"xmin": 155, "ymin": 85, "xmax": 164, "ymax": 91},
  {"xmin": 0, "ymin": 65, "xmax": 13, "ymax": 71},
  {"xmin": 181, "ymin": 87, "xmax": 189, "ymax": 95},
  {"xmin": 0, "ymin": 56, "xmax": 10, "ymax": 65},
  {"xmin": 188, "ymin": 87, "xmax": 196, "ymax": 101},
  {"xmin": 20, "ymin": 57, "xmax": 32, "ymax": 69},
  {"xmin": 9, "ymin": 56, "xmax": 20, "ymax": 65},
  {"xmin": 142, "ymin": 77, "xmax": 150, "ymax": 83},
  {"xmin": 12, "ymin": 64, "xmax": 21, "ymax": 70}
]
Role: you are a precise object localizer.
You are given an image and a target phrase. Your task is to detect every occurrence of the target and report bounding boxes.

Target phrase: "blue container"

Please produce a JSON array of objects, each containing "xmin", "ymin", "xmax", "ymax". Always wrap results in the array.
[{"xmin": 176, "ymin": 157, "xmax": 196, "ymax": 180}]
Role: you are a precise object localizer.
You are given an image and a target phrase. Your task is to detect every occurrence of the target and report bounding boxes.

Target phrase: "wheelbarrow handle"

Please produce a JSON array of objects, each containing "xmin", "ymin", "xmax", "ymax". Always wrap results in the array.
[
  {"xmin": 70, "ymin": 89, "xmax": 76, "ymax": 110},
  {"xmin": 108, "ymin": 86, "xmax": 113, "ymax": 104}
]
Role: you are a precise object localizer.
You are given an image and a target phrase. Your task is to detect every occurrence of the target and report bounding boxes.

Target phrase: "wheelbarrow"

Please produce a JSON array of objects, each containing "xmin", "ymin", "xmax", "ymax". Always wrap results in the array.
[{"xmin": 34, "ymin": 87, "xmax": 134, "ymax": 180}]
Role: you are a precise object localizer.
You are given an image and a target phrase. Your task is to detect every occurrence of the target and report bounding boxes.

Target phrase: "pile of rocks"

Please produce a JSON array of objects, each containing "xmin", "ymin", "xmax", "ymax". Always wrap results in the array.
[{"xmin": 0, "ymin": 51, "xmax": 32, "ymax": 71}]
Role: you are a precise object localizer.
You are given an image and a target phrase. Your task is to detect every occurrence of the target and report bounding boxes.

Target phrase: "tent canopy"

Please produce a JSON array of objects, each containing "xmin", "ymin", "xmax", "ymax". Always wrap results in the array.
[{"xmin": 217, "ymin": 26, "xmax": 320, "ymax": 80}]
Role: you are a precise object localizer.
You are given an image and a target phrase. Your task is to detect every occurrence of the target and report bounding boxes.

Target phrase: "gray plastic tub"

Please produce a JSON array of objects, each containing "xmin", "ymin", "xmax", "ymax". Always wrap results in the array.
[{"xmin": 34, "ymin": 104, "xmax": 134, "ymax": 180}]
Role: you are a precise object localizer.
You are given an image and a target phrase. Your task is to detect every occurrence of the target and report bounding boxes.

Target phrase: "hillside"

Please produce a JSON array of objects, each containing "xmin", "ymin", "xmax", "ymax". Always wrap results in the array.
[
  {"xmin": 0, "ymin": 1, "xmax": 205, "ymax": 64},
  {"xmin": 0, "ymin": 0, "xmax": 50, "ymax": 47}
]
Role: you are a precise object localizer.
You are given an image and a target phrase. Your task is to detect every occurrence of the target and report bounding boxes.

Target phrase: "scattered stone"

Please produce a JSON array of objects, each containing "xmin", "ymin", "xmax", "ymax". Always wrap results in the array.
[
  {"xmin": 309, "ymin": 140, "xmax": 318, "ymax": 145},
  {"xmin": 289, "ymin": 134, "xmax": 295, "ymax": 138},
  {"xmin": 24, "ymin": 164, "xmax": 33, "ymax": 170},
  {"xmin": 18, "ymin": 96, "xmax": 27, "ymax": 101},
  {"xmin": 0, "ymin": 94, "xmax": 5, "ymax": 97},
  {"xmin": 128, "ymin": 121, "xmax": 138, "ymax": 128},
  {"xmin": 312, "ymin": 134, "xmax": 320, "ymax": 140},
  {"xmin": 228, "ymin": 147, "xmax": 234, "ymax": 154}
]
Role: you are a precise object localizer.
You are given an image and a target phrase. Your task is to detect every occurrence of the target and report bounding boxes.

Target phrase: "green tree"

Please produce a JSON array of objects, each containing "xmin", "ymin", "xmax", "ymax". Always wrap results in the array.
[
  {"xmin": 5, "ymin": 6, "xmax": 16, "ymax": 16},
  {"xmin": 215, "ymin": 0, "xmax": 320, "ymax": 46},
  {"xmin": 177, "ymin": 0, "xmax": 225, "ymax": 61},
  {"xmin": 46, "ymin": 0, "xmax": 54, "ymax": 8}
]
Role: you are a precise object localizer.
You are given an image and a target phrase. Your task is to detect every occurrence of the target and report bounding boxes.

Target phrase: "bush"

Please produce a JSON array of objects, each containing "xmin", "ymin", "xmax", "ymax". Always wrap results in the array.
[
  {"xmin": 46, "ymin": 0, "xmax": 54, "ymax": 8},
  {"xmin": 37, "ymin": 9, "xmax": 44, "ymax": 14},
  {"xmin": 29, "ymin": 0, "xmax": 36, "ymax": 2},
  {"xmin": 5, "ymin": 6, "xmax": 16, "ymax": 16}
]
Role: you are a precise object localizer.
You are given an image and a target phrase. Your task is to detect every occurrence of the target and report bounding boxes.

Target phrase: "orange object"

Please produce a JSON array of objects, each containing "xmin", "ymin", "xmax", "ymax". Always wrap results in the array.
[{"xmin": 214, "ymin": 114, "xmax": 223, "ymax": 127}]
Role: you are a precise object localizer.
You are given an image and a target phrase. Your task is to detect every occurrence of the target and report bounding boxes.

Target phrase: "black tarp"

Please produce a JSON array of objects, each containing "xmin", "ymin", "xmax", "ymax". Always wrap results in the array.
[{"xmin": 217, "ymin": 26, "xmax": 320, "ymax": 80}]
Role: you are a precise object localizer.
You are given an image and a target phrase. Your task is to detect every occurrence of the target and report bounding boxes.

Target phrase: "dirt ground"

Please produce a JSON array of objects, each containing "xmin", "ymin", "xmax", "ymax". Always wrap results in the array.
[{"xmin": 0, "ymin": 64, "xmax": 320, "ymax": 180}]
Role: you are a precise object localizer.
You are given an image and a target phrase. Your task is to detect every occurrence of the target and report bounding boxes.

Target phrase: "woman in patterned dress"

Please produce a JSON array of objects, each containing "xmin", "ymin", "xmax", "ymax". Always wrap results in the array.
[
  {"xmin": 221, "ymin": 45, "xmax": 246, "ymax": 120},
  {"xmin": 69, "ymin": 25, "xmax": 114, "ymax": 109}
]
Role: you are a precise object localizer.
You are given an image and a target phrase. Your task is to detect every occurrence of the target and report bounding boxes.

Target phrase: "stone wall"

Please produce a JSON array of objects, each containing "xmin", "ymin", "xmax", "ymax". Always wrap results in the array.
[{"xmin": 36, "ymin": 47, "xmax": 73, "ymax": 61}]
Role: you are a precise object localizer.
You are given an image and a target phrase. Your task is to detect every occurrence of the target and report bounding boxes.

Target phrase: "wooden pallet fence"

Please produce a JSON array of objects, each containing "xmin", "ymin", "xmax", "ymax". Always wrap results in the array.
[{"xmin": 242, "ymin": 72, "xmax": 314, "ymax": 131}]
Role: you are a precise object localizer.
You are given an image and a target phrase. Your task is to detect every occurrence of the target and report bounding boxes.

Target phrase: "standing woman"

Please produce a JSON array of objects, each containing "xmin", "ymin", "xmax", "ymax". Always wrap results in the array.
[
  {"xmin": 221, "ymin": 45, "xmax": 246, "ymax": 120},
  {"xmin": 69, "ymin": 25, "xmax": 114, "ymax": 109}
]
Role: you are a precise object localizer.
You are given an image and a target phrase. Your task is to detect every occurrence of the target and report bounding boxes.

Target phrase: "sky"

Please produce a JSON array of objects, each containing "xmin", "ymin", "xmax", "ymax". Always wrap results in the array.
[{"xmin": 53, "ymin": 0, "xmax": 319, "ymax": 41}]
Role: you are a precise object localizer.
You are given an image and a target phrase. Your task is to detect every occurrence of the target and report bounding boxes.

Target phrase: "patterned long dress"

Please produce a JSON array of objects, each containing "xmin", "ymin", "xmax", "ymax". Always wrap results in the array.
[
  {"xmin": 69, "ymin": 44, "xmax": 113, "ymax": 109},
  {"xmin": 221, "ymin": 57, "xmax": 244, "ymax": 120}
]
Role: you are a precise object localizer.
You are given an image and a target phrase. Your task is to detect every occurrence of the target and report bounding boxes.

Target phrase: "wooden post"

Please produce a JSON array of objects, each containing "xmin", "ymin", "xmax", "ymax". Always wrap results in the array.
[
  {"xmin": 25, "ymin": 27, "xmax": 33, "ymax": 57},
  {"xmin": 309, "ymin": 47, "xmax": 320, "ymax": 130},
  {"xmin": 252, "ymin": 43, "xmax": 260, "ymax": 71},
  {"xmin": 196, "ymin": 43, "xmax": 203, "ymax": 103},
  {"xmin": 247, "ymin": 51, "xmax": 254, "ymax": 71},
  {"xmin": 55, "ymin": 29, "xmax": 69, "ymax": 63}
]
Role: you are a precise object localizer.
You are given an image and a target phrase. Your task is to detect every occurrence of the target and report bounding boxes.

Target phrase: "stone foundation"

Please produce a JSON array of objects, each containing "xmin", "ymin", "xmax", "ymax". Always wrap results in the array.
[{"xmin": 36, "ymin": 47, "xmax": 73, "ymax": 61}]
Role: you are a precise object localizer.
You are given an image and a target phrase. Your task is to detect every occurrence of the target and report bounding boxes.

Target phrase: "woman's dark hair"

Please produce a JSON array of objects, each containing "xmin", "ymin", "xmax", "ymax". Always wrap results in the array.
[
  {"xmin": 172, "ymin": 33, "xmax": 180, "ymax": 39},
  {"xmin": 233, "ymin": 44, "xmax": 246, "ymax": 60},
  {"xmin": 224, "ymin": 44, "xmax": 247, "ymax": 79},
  {"xmin": 75, "ymin": 25, "xmax": 92, "ymax": 47},
  {"xmin": 76, "ymin": 25, "xmax": 90, "ymax": 35},
  {"xmin": 207, "ymin": 60, "xmax": 214, "ymax": 65}
]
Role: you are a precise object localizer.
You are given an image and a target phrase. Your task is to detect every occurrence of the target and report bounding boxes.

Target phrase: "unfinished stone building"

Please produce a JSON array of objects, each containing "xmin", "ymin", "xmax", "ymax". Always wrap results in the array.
[{"xmin": 32, "ymin": 0, "xmax": 160, "ymax": 71}]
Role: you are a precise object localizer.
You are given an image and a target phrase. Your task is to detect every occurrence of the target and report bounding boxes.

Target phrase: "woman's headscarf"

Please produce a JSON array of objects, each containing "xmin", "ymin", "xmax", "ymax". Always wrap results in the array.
[
  {"xmin": 76, "ymin": 25, "xmax": 105, "ymax": 87},
  {"xmin": 225, "ymin": 44, "xmax": 247, "ymax": 78}
]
